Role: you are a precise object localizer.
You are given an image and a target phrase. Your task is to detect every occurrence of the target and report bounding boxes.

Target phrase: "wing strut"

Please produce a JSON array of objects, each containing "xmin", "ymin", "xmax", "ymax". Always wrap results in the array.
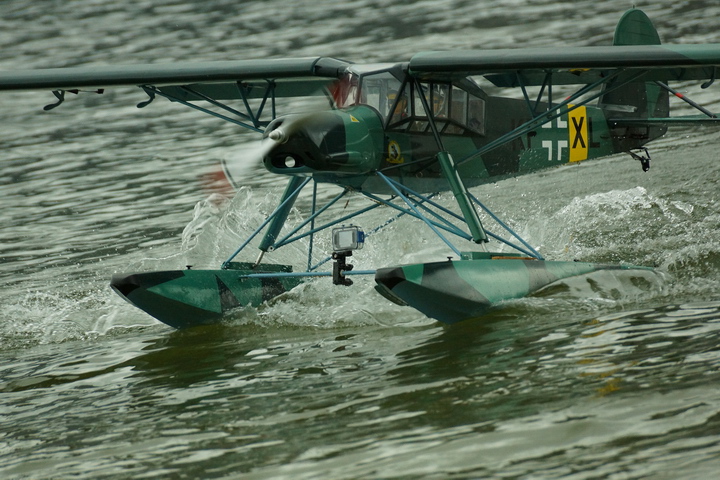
[
  {"xmin": 413, "ymin": 78, "xmax": 488, "ymax": 244},
  {"xmin": 655, "ymin": 81, "xmax": 717, "ymax": 119},
  {"xmin": 142, "ymin": 84, "xmax": 264, "ymax": 133},
  {"xmin": 517, "ymin": 70, "xmax": 552, "ymax": 117},
  {"xmin": 140, "ymin": 80, "xmax": 285, "ymax": 133}
]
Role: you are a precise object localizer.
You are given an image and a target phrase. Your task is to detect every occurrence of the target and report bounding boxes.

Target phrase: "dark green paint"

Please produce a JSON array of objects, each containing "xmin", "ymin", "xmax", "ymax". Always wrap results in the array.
[
  {"xmin": 111, "ymin": 264, "xmax": 302, "ymax": 329},
  {"xmin": 0, "ymin": 57, "xmax": 349, "ymax": 91},
  {"xmin": 408, "ymin": 44, "xmax": 720, "ymax": 78}
]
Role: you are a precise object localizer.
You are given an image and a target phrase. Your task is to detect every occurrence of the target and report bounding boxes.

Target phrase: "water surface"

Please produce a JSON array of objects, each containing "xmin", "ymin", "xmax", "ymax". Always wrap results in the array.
[{"xmin": 1, "ymin": 1, "xmax": 720, "ymax": 478}]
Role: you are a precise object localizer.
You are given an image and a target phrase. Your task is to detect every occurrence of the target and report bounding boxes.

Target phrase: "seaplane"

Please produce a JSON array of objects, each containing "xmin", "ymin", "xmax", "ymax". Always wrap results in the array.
[{"xmin": 2, "ymin": 9, "xmax": 719, "ymax": 328}]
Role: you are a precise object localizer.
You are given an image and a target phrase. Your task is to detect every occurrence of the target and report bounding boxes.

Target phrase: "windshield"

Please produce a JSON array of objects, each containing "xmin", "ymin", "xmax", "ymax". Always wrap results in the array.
[
  {"xmin": 332, "ymin": 70, "xmax": 403, "ymax": 123},
  {"xmin": 331, "ymin": 73, "xmax": 359, "ymax": 109}
]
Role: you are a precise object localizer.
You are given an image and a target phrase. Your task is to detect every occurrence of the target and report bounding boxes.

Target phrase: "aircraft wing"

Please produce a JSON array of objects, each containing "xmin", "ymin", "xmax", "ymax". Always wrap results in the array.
[
  {"xmin": 409, "ymin": 44, "xmax": 720, "ymax": 86},
  {"xmin": 0, "ymin": 57, "xmax": 351, "ymax": 99}
]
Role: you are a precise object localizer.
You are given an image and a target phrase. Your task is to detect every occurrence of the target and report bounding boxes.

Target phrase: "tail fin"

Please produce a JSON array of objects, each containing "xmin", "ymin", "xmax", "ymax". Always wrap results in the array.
[
  {"xmin": 612, "ymin": 8, "xmax": 662, "ymax": 46},
  {"xmin": 600, "ymin": 9, "xmax": 669, "ymax": 150}
]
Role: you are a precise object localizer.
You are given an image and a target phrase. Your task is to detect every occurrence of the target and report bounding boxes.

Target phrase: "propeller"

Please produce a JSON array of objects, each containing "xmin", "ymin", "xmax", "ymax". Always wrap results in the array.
[
  {"xmin": 205, "ymin": 92, "xmax": 339, "ymax": 194},
  {"xmin": 215, "ymin": 114, "xmax": 314, "ymax": 191}
]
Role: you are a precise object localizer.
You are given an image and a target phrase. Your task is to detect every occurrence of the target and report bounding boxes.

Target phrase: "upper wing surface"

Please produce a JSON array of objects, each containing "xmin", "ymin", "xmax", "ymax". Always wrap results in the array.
[
  {"xmin": 0, "ymin": 57, "xmax": 350, "ymax": 97},
  {"xmin": 409, "ymin": 45, "xmax": 720, "ymax": 86}
]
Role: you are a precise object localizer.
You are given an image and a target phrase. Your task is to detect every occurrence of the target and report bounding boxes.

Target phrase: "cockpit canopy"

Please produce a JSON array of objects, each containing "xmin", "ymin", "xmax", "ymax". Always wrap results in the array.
[{"xmin": 332, "ymin": 65, "xmax": 486, "ymax": 135}]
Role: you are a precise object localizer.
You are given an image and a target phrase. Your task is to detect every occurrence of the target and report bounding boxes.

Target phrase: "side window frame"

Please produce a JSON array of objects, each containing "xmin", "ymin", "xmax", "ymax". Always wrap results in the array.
[{"xmin": 395, "ymin": 80, "xmax": 486, "ymax": 136}]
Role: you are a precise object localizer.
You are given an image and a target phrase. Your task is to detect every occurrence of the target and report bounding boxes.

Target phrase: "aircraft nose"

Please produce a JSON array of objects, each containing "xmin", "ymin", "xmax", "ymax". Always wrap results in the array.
[
  {"xmin": 267, "ymin": 128, "xmax": 288, "ymax": 144},
  {"xmin": 264, "ymin": 111, "xmax": 347, "ymax": 172}
]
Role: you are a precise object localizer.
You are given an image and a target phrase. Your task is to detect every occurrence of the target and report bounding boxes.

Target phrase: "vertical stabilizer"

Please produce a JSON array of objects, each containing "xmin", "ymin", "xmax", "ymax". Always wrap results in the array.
[
  {"xmin": 600, "ymin": 9, "xmax": 669, "ymax": 150},
  {"xmin": 613, "ymin": 8, "xmax": 662, "ymax": 46}
]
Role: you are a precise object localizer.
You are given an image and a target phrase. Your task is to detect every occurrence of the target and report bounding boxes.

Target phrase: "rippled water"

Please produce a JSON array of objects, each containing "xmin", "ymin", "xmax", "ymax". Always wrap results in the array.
[{"xmin": 2, "ymin": 1, "xmax": 720, "ymax": 478}]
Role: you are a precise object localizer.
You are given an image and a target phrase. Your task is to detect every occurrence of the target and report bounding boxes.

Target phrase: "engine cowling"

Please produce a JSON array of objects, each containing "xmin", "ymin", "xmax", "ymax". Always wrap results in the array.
[{"xmin": 263, "ymin": 106, "xmax": 384, "ymax": 176}]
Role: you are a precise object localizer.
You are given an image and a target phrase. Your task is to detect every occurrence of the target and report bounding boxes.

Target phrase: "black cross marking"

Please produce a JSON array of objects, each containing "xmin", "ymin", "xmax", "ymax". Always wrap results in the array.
[{"xmin": 571, "ymin": 116, "xmax": 586, "ymax": 149}]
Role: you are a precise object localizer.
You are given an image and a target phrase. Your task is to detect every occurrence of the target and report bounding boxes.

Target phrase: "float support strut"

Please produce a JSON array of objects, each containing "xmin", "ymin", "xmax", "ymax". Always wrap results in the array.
[
  {"xmin": 259, "ymin": 176, "xmax": 306, "ymax": 252},
  {"xmin": 413, "ymin": 79, "xmax": 487, "ymax": 244},
  {"xmin": 436, "ymin": 151, "xmax": 488, "ymax": 244}
]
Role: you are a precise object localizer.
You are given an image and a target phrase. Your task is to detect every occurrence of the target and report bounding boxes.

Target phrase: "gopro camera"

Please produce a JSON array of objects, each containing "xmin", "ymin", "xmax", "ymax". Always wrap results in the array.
[{"xmin": 332, "ymin": 225, "xmax": 365, "ymax": 252}]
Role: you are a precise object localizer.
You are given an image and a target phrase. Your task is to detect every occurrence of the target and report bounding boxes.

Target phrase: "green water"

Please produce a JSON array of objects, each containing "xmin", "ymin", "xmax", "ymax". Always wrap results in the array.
[
  {"xmin": 4, "ymin": 301, "xmax": 720, "ymax": 478},
  {"xmin": 2, "ymin": 0, "xmax": 720, "ymax": 478}
]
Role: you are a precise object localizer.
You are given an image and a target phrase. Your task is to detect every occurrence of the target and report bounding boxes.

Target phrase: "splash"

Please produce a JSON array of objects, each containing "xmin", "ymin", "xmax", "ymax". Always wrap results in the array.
[
  {"xmin": 530, "ymin": 186, "xmax": 709, "ymax": 264},
  {"xmin": 0, "ymin": 286, "xmax": 157, "ymax": 349},
  {"xmin": 225, "ymin": 278, "xmax": 432, "ymax": 329},
  {"xmin": 518, "ymin": 185, "xmax": 720, "ymax": 310}
]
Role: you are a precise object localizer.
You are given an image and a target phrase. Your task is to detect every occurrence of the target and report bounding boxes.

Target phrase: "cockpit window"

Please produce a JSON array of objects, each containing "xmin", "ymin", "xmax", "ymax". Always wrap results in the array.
[
  {"xmin": 333, "ymin": 71, "xmax": 403, "ymax": 121},
  {"xmin": 359, "ymin": 72, "xmax": 403, "ymax": 122},
  {"xmin": 334, "ymin": 69, "xmax": 486, "ymax": 136},
  {"xmin": 401, "ymin": 81, "xmax": 486, "ymax": 135}
]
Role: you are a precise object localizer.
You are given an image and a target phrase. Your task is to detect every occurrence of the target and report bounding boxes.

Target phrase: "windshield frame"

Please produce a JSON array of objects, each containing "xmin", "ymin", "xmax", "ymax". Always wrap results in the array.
[{"xmin": 334, "ymin": 64, "xmax": 487, "ymax": 135}]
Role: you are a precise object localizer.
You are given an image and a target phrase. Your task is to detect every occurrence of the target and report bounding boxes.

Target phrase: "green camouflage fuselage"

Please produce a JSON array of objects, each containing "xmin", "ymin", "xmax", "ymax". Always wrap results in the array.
[{"xmin": 262, "ymin": 93, "xmax": 666, "ymax": 194}]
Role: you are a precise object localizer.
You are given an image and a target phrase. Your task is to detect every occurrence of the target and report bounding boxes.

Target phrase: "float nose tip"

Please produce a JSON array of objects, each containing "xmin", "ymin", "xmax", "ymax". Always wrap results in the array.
[
  {"xmin": 110, "ymin": 273, "xmax": 139, "ymax": 298},
  {"xmin": 268, "ymin": 128, "xmax": 287, "ymax": 144}
]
